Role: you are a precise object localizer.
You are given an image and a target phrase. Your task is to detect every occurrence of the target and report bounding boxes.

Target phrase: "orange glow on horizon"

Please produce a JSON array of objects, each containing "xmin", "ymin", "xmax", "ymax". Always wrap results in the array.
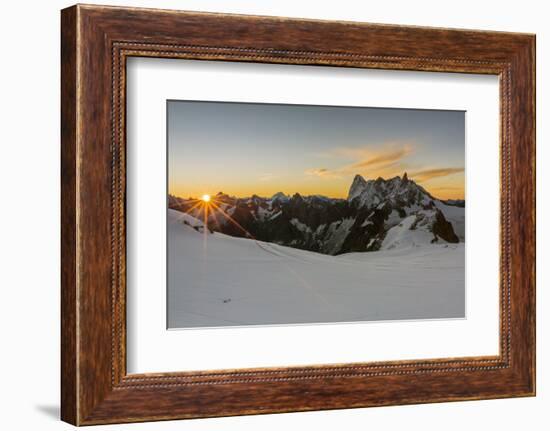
[
  {"xmin": 176, "ymin": 195, "xmax": 256, "ymax": 240},
  {"xmin": 170, "ymin": 180, "xmax": 464, "ymax": 202}
]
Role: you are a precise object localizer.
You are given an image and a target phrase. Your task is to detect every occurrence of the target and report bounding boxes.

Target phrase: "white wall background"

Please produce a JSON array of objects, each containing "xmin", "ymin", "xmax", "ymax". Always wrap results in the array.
[{"xmin": 0, "ymin": 1, "xmax": 546, "ymax": 429}]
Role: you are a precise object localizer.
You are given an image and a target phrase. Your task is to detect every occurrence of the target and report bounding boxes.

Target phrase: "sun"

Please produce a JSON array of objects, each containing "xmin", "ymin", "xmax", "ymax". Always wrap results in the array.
[{"xmin": 201, "ymin": 194, "xmax": 211, "ymax": 203}]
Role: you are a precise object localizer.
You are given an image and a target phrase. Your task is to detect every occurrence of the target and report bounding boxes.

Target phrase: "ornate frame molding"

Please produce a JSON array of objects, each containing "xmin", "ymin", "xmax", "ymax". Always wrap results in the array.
[{"xmin": 61, "ymin": 5, "xmax": 535, "ymax": 425}]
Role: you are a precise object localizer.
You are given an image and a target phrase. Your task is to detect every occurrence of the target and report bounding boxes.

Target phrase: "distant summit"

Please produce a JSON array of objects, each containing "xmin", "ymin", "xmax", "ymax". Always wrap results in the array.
[
  {"xmin": 347, "ymin": 173, "xmax": 434, "ymax": 209},
  {"xmin": 271, "ymin": 191, "xmax": 289, "ymax": 202},
  {"xmin": 348, "ymin": 174, "xmax": 369, "ymax": 201}
]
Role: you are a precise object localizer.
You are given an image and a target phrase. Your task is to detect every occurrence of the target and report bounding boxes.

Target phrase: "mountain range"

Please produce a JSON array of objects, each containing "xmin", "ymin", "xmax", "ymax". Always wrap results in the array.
[{"xmin": 169, "ymin": 173, "xmax": 465, "ymax": 255}]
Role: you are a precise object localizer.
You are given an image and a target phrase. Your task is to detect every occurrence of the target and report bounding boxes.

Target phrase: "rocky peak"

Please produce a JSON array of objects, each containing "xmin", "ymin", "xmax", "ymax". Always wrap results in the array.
[
  {"xmin": 291, "ymin": 192, "xmax": 303, "ymax": 202},
  {"xmin": 348, "ymin": 174, "xmax": 368, "ymax": 201},
  {"xmin": 214, "ymin": 192, "xmax": 235, "ymax": 204},
  {"xmin": 347, "ymin": 173, "xmax": 432, "ymax": 210},
  {"xmin": 271, "ymin": 191, "xmax": 289, "ymax": 202}
]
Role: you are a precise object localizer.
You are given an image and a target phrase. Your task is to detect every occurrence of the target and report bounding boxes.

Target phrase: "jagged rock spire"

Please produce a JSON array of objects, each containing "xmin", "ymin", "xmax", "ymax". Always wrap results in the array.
[
  {"xmin": 402, "ymin": 172, "xmax": 409, "ymax": 182},
  {"xmin": 348, "ymin": 174, "xmax": 368, "ymax": 201}
]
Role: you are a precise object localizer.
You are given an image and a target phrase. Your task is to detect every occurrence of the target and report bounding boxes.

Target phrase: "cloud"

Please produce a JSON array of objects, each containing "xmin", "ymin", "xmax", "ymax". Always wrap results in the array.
[
  {"xmin": 409, "ymin": 167, "xmax": 464, "ymax": 182},
  {"xmin": 305, "ymin": 142, "xmax": 464, "ymax": 199},
  {"xmin": 306, "ymin": 143, "xmax": 413, "ymax": 179},
  {"xmin": 304, "ymin": 168, "xmax": 341, "ymax": 179},
  {"xmin": 427, "ymin": 185, "xmax": 465, "ymax": 200},
  {"xmin": 350, "ymin": 145, "xmax": 413, "ymax": 169},
  {"xmin": 304, "ymin": 142, "xmax": 464, "ymax": 198}
]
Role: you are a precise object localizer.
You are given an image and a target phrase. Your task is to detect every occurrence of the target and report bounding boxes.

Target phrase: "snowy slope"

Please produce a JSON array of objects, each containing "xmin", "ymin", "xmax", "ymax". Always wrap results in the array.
[
  {"xmin": 381, "ymin": 215, "xmax": 430, "ymax": 249},
  {"xmin": 168, "ymin": 209, "xmax": 465, "ymax": 329}
]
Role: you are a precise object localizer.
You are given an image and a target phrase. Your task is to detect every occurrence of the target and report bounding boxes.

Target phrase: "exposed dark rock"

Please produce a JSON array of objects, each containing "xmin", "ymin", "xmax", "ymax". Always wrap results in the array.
[
  {"xmin": 169, "ymin": 173, "xmax": 463, "ymax": 255},
  {"xmin": 432, "ymin": 209, "xmax": 459, "ymax": 243}
]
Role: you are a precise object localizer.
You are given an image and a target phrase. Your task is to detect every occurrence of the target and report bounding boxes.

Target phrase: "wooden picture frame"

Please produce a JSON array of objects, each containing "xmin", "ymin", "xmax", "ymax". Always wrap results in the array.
[{"xmin": 61, "ymin": 4, "xmax": 535, "ymax": 425}]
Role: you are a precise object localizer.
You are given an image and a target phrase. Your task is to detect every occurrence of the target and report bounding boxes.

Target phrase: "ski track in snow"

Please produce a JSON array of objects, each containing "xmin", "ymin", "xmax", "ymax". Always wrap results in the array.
[{"xmin": 167, "ymin": 209, "xmax": 465, "ymax": 328}]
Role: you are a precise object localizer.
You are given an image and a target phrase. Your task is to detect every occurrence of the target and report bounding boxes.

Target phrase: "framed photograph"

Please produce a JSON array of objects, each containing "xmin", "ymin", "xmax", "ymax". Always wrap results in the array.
[{"xmin": 61, "ymin": 4, "xmax": 535, "ymax": 425}]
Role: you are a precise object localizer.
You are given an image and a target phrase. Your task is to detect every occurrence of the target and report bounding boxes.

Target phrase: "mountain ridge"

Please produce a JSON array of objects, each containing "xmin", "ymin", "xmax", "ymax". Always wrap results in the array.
[{"xmin": 169, "ymin": 174, "xmax": 464, "ymax": 255}]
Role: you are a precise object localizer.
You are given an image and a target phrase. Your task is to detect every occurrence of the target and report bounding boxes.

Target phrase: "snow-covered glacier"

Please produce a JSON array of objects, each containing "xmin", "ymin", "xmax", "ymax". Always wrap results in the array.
[{"xmin": 167, "ymin": 209, "xmax": 465, "ymax": 329}]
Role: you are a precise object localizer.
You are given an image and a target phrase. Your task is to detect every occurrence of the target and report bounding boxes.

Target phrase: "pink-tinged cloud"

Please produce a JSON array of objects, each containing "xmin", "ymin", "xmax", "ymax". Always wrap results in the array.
[
  {"xmin": 351, "ymin": 145, "xmax": 414, "ymax": 169},
  {"xmin": 409, "ymin": 167, "xmax": 464, "ymax": 182},
  {"xmin": 306, "ymin": 143, "xmax": 413, "ymax": 179},
  {"xmin": 305, "ymin": 168, "xmax": 341, "ymax": 179}
]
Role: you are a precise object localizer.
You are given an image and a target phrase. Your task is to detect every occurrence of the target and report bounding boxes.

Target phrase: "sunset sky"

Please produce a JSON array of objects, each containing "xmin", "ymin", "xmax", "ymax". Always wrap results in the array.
[{"xmin": 168, "ymin": 101, "xmax": 465, "ymax": 200}]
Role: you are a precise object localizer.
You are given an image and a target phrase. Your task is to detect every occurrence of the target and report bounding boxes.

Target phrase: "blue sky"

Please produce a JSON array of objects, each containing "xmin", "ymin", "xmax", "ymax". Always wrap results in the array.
[{"xmin": 168, "ymin": 100, "xmax": 465, "ymax": 199}]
